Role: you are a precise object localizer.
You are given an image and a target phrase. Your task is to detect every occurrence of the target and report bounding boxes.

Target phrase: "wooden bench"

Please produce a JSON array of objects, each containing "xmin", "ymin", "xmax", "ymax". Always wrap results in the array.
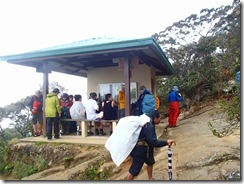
[{"xmin": 60, "ymin": 118, "xmax": 119, "ymax": 138}]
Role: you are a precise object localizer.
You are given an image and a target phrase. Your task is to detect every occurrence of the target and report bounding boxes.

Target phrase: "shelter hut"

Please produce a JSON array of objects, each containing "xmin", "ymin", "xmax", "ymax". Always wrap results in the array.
[{"xmin": 0, "ymin": 36, "xmax": 175, "ymax": 137}]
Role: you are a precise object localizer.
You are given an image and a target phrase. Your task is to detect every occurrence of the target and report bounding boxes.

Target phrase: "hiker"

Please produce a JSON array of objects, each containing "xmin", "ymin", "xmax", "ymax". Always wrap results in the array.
[
  {"xmin": 45, "ymin": 88, "xmax": 62, "ymax": 140},
  {"xmin": 29, "ymin": 90, "xmax": 43, "ymax": 137},
  {"xmin": 127, "ymin": 110, "xmax": 176, "ymax": 180},
  {"xmin": 134, "ymin": 85, "xmax": 156, "ymax": 116},
  {"xmin": 69, "ymin": 94, "xmax": 86, "ymax": 135},
  {"xmin": 118, "ymin": 84, "xmax": 126, "ymax": 118},
  {"xmin": 60, "ymin": 93, "xmax": 73, "ymax": 135},
  {"xmin": 102, "ymin": 93, "xmax": 117, "ymax": 135},
  {"xmin": 85, "ymin": 92, "xmax": 106, "ymax": 136},
  {"xmin": 168, "ymin": 86, "xmax": 182, "ymax": 127}
]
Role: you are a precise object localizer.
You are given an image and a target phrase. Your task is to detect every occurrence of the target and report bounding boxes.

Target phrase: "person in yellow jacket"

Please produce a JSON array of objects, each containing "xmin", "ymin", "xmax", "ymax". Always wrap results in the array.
[
  {"xmin": 45, "ymin": 88, "xmax": 62, "ymax": 140},
  {"xmin": 118, "ymin": 84, "xmax": 126, "ymax": 118}
]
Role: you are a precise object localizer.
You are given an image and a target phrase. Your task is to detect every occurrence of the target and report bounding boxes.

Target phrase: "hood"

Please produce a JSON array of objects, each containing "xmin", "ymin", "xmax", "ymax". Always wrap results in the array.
[{"xmin": 47, "ymin": 92, "xmax": 57, "ymax": 98}]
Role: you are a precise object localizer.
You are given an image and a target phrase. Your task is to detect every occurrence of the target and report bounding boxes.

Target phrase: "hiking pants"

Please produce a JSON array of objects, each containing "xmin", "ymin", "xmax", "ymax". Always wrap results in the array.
[
  {"xmin": 46, "ymin": 117, "xmax": 59, "ymax": 139},
  {"xmin": 168, "ymin": 101, "xmax": 180, "ymax": 126}
]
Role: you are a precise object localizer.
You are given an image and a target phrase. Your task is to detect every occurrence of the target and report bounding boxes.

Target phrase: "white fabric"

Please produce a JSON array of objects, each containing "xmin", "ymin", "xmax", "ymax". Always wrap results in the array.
[
  {"xmin": 70, "ymin": 101, "xmax": 86, "ymax": 119},
  {"xmin": 105, "ymin": 114, "xmax": 150, "ymax": 166},
  {"xmin": 85, "ymin": 99, "xmax": 99, "ymax": 120}
]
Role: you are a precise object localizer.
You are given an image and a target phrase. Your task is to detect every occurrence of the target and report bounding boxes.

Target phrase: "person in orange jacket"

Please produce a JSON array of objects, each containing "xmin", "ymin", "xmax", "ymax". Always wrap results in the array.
[{"xmin": 118, "ymin": 84, "xmax": 126, "ymax": 118}]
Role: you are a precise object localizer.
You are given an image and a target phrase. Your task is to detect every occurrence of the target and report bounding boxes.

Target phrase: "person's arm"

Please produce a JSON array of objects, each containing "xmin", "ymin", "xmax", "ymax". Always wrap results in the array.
[
  {"xmin": 145, "ymin": 124, "xmax": 168, "ymax": 147},
  {"xmin": 176, "ymin": 92, "xmax": 182, "ymax": 102},
  {"xmin": 56, "ymin": 97, "xmax": 62, "ymax": 116}
]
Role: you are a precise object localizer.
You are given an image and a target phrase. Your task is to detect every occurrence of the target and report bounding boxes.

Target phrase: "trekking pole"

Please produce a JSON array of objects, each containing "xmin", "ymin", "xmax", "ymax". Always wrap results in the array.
[{"xmin": 167, "ymin": 141, "xmax": 176, "ymax": 180}]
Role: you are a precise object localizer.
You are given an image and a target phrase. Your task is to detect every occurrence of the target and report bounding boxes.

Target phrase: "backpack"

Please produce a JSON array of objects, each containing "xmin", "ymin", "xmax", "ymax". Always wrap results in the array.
[
  {"xmin": 32, "ymin": 101, "xmax": 41, "ymax": 114},
  {"xmin": 142, "ymin": 93, "xmax": 156, "ymax": 115}
]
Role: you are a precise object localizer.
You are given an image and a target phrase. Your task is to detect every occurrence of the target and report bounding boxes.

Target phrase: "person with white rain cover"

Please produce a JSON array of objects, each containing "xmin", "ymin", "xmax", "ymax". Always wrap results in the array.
[{"xmin": 105, "ymin": 110, "xmax": 176, "ymax": 180}]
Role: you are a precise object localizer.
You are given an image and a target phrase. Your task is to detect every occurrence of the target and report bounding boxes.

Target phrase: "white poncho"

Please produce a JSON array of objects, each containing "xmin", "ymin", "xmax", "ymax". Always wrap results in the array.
[{"xmin": 105, "ymin": 114, "xmax": 150, "ymax": 166}]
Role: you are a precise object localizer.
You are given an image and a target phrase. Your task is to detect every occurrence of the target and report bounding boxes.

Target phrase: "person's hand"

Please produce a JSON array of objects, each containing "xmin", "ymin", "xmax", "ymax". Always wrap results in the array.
[
  {"xmin": 167, "ymin": 140, "xmax": 176, "ymax": 147},
  {"xmin": 178, "ymin": 93, "xmax": 181, "ymax": 97}
]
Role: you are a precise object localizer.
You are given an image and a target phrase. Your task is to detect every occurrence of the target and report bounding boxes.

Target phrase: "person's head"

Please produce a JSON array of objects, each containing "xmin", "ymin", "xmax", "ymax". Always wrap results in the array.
[
  {"xmin": 74, "ymin": 94, "xmax": 82, "ymax": 101},
  {"xmin": 61, "ymin": 93, "xmax": 69, "ymax": 99},
  {"xmin": 121, "ymin": 84, "xmax": 125, "ymax": 92},
  {"xmin": 139, "ymin": 85, "xmax": 146, "ymax": 94},
  {"xmin": 90, "ymin": 92, "xmax": 97, "ymax": 100},
  {"xmin": 149, "ymin": 110, "xmax": 161, "ymax": 125},
  {"xmin": 53, "ymin": 88, "xmax": 60, "ymax": 94},
  {"xmin": 69, "ymin": 95, "xmax": 74, "ymax": 101},
  {"xmin": 105, "ymin": 93, "xmax": 112, "ymax": 101},
  {"xmin": 172, "ymin": 86, "xmax": 179, "ymax": 92},
  {"xmin": 35, "ymin": 90, "xmax": 42, "ymax": 97}
]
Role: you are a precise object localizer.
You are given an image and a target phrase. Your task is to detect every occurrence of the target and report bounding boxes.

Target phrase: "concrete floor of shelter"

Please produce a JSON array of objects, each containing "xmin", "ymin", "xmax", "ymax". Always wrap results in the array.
[{"xmin": 19, "ymin": 121, "xmax": 168, "ymax": 146}]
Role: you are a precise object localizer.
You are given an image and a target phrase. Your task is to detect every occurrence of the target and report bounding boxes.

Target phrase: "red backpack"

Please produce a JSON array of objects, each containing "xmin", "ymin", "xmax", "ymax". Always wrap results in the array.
[{"xmin": 32, "ymin": 101, "xmax": 41, "ymax": 114}]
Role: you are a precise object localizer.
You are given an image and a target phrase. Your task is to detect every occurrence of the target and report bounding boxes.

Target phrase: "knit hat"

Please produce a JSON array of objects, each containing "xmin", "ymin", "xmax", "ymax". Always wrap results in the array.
[{"xmin": 172, "ymin": 86, "xmax": 179, "ymax": 91}]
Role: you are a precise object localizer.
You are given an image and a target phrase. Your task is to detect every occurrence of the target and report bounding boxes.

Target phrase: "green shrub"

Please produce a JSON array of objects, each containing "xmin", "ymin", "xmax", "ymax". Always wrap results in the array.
[{"xmin": 11, "ymin": 162, "xmax": 37, "ymax": 179}]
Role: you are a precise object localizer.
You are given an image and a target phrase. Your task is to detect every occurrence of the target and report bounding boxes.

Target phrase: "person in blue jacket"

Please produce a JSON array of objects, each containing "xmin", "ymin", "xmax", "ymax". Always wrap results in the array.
[
  {"xmin": 127, "ymin": 110, "xmax": 176, "ymax": 180},
  {"xmin": 168, "ymin": 86, "xmax": 182, "ymax": 127}
]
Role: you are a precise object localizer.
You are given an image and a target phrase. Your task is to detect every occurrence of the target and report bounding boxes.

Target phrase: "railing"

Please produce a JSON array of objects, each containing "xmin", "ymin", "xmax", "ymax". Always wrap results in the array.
[{"xmin": 60, "ymin": 118, "xmax": 119, "ymax": 138}]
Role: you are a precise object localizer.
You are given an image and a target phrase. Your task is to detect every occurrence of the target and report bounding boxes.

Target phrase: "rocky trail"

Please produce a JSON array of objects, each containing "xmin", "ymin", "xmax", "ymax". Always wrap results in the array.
[{"xmin": 3, "ymin": 102, "xmax": 240, "ymax": 181}]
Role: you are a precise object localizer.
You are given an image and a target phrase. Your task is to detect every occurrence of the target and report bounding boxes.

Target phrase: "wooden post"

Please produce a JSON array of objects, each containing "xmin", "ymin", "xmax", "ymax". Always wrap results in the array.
[
  {"xmin": 81, "ymin": 121, "xmax": 87, "ymax": 138},
  {"xmin": 112, "ymin": 121, "xmax": 117, "ymax": 131},
  {"xmin": 42, "ymin": 61, "xmax": 49, "ymax": 137},
  {"xmin": 124, "ymin": 57, "xmax": 131, "ymax": 116}
]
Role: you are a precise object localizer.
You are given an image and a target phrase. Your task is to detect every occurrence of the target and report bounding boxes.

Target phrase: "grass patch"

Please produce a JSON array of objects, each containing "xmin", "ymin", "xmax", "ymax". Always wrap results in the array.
[
  {"xmin": 11, "ymin": 162, "xmax": 37, "ymax": 179},
  {"xmin": 63, "ymin": 157, "xmax": 74, "ymax": 168}
]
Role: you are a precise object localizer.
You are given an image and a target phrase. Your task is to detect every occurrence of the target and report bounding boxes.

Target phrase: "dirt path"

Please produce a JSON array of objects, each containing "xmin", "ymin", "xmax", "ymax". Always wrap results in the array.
[{"xmin": 134, "ymin": 105, "xmax": 240, "ymax": 180}]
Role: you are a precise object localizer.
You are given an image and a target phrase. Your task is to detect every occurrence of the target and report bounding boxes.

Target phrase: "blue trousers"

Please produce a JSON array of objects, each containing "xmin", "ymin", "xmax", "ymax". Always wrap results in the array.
[{"xmin": 46, "ymin": 117, "xmax": 59, "ymax": 139}]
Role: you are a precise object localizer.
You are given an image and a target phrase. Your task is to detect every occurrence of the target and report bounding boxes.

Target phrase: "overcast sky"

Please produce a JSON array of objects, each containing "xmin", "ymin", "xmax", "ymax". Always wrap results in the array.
[{"xmin": 0, "ymin": 0, "xmax": 234, "ymax": 107}]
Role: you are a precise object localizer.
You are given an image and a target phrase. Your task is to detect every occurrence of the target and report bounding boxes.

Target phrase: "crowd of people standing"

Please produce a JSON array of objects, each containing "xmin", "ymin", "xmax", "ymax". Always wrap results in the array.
[{"xmin": 28, "ymin": 84, "xmax": 181, "ymax": 139}]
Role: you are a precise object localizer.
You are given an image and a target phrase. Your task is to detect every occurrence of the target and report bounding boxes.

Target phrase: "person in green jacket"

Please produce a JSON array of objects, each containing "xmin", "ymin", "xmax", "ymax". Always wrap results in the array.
[{"xmin": 45, "ymin": 88, "xmax": 62, "ymax": 140}]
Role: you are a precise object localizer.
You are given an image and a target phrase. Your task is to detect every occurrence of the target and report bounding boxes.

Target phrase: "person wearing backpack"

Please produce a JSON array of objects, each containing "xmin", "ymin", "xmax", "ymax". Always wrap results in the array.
[
  {"xmin": 29, "ymin": 90, "xmax": 43, "ymax": 137},
  {"xmin": 135, "ymin": 86, "xmax": 156, "ymax": 116},
  {"xmin": 168, "ymin": 86, "xmax": 182, "ymax": 127},
  {"xmin": 60, "ymin": 93, "xmax": 73, "ymax": 135},
  {"xmin": 126, "ymin": 110, "xmax": 176, "ymax": 180}
]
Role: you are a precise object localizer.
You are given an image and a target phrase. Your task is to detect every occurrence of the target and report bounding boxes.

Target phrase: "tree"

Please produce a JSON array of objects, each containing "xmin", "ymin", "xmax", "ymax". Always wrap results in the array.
[
  {"xmin": 153, "ymin": 0, "xmax": 240, "ymax": 107},
  {"xmin": 0, "ymin": 81, "xmax": 67, "ymax": 139}
]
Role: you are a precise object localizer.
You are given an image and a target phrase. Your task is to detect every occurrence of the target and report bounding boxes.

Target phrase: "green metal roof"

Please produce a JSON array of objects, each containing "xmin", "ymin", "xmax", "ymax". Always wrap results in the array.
[{"xmin": 0, "ymin": 36, "xmax": 175, "ymax": 77}]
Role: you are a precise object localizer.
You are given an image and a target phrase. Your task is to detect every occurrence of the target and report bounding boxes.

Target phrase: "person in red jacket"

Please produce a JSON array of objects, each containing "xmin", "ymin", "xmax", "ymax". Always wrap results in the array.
[
  {"xmin": 168, "ymin": 86, "xmax": 182, "ymax": 127},
  {"xmin": 60, "ymin": 93, "xmax": 73, "ymax": 135},
  {"xmin": 29, "ymin": 90, "xmax": 43, "ymax": 137}
]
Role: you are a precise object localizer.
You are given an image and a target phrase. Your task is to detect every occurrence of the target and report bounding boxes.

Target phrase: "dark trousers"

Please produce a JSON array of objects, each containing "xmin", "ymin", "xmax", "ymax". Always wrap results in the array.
[{"xmin": 46, "ymin": 117, "xmax": 59, "ymax": 139}]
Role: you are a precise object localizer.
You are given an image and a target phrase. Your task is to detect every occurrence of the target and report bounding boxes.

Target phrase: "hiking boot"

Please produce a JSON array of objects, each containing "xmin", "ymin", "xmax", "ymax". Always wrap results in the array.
[{"xmin": 95, "ymin": 129, "xmax": 99, "ymax": 135}]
